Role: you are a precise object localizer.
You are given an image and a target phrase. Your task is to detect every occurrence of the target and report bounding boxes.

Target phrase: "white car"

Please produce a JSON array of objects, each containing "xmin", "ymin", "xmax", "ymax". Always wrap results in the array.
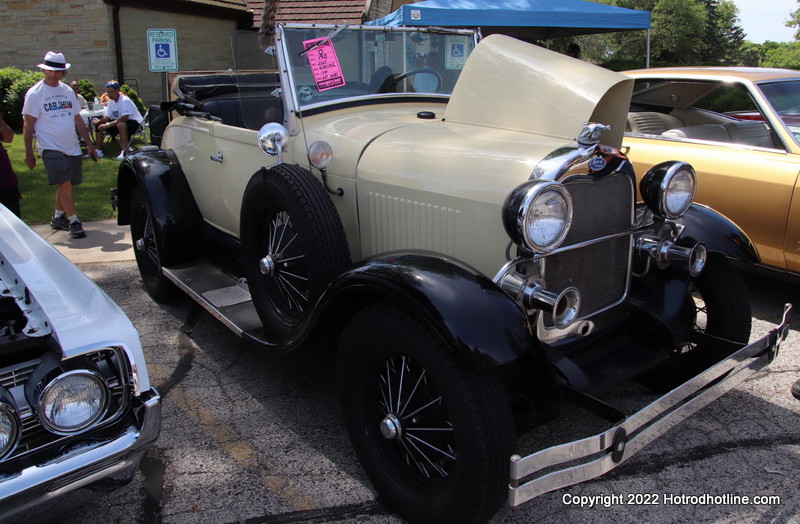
[{"xmin": 0, "ymin": 205, "xmax": 161, "ymax": 519}]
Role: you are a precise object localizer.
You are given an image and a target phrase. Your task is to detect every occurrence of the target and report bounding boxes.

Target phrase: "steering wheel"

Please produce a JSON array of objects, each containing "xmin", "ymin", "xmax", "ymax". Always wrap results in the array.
[{"xmin": 394, "ymin": 68, "xmax": 442, "ymax": 93}]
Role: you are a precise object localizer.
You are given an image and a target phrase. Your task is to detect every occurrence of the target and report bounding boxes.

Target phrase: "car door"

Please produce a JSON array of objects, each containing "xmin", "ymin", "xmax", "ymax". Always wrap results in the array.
[{"xmin": 623, "ymin": 134, "xmax": 800, "ymax": 273}]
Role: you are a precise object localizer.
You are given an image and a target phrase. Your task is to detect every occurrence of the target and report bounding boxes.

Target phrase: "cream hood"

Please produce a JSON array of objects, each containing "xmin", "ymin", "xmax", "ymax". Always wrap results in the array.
[{"xmin": 444, "ymin": 34, "xmax": 633, "ymax": 149}]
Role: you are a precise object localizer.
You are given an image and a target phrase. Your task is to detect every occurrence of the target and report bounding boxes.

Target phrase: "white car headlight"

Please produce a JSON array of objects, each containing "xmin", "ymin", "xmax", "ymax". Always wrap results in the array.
[
  {"xmin": 503, "ymin": 180, "xmax": 573, "ymax": 253},
  {"xmin": 640, "ymin": 161, "xmax": 696, "ymax": 219},
  {"xmin": 0, "ymin": 400, "xmax": 19, "ymax": 459},
  {"xmin": 38, "ymin": 370, "xmax": 108, "ymax": 435}
]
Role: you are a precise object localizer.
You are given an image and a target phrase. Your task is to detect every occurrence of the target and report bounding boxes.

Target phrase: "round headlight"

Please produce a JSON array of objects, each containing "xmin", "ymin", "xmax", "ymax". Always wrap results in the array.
[
  {"xmin": 503, "ymin": 180, "xmax": 573, "ymax": 253},
  {"xmin": 0, "ymin": 401, "xmax": 20, "ymax": 459},
  {"xmin": 640, "ymin": 161, "xmax": 696, "ymax": 219},
  {"xmin": 38, "ymin": 370, "xmax": 108, "ymax": 435}
]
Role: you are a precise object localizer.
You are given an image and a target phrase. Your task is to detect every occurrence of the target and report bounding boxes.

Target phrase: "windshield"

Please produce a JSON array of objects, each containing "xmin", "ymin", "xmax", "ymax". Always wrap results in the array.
[
  {"xmin": 278, "ymin": 25, "xmax": 476, "ymax": 109},
  {"xmin": 758, "ymin": 80, "xmax": 800, "ymax": 145}
]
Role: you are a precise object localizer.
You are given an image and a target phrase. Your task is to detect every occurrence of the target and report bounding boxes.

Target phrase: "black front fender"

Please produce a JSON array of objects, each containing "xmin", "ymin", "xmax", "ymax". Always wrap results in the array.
[
  {"xmin": 674, "ymin": 203, "xmax": 759, "ymax": 263},
  {"xmin": 322, "ymin": 252, "xmax": 536, "ymax": 367}
]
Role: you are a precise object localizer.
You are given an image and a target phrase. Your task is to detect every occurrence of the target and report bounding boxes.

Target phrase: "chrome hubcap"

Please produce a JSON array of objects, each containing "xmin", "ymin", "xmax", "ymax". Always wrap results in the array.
[
  {"xmin": 380, "ymin": 414, "xmax": 402, "ymax": 440},
  {"xmin": 259, "ymin": 255, "xmax": 276, "ymax": 276}
]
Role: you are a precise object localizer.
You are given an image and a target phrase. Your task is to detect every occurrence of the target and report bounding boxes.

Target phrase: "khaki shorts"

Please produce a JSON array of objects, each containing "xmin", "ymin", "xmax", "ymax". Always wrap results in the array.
[{"xmin": 41, "ymin": 150, "xmax": 83, "ymax": 186}]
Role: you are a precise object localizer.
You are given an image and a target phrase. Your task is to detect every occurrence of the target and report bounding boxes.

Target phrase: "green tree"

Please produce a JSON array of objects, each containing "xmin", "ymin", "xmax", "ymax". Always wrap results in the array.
[
  {"xmin": 787, "ymin": 0, "xmax": 800, "ymax": 40},
  {"xmin": 651, "ymin": 0, "xmax": 707, "ymax": 63},
  {"xmin": 760, "ymin": 41, "xmax": 800, "ymax": 69},
  {"xmin": 700, "ymin": 0, "xmax": 745, "ymax": 64}
]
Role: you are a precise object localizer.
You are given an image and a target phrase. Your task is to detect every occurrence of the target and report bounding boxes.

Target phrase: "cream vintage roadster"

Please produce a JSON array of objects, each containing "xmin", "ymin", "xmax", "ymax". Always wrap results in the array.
[{"xmin": 113, "ymin": 24, "xmax": 790, "ymax": 524}]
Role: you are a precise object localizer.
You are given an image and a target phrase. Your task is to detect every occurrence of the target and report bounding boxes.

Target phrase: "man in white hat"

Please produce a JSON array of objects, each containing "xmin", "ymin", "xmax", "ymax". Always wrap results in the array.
[{"xmin": 22, "ymin": 51, "xmax": 96, "ymax": 239}]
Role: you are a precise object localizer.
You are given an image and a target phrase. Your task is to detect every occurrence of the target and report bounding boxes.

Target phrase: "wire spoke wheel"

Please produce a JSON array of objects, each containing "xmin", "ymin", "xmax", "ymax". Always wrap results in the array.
[
  {"xmin": 130, "ymin": 185, "xmax": 178, "ymax": 302},
  {"xmin": 261, "ymin": 210, "xmax": 309, "ymax": 317},
  {"xmin": 240, "ymin": 164, "xmax": 350, "ymax": 342},
  {"xmin": 376, "ymin": 355, "xmax": 456, "ymax": 480},
  {"xmin": 139, "ymin": 210, "xmax": 160, "ymax": 270},
  {"xmin": 642, "ymin": 255, "xmax": 751, "ymax": 390},
  {"xmin": 338, "ymin": 303, "xmax": 514, "ymax": 524}
]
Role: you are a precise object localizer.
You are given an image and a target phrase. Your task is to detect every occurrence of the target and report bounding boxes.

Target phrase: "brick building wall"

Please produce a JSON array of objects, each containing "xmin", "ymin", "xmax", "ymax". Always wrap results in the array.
[
  {"xmin": 1, "ymin": 0, "xmax": 115, "ymax": 96},
  {"xmin": 118, "ymin": 7, "xmax": 242, "ymax": 105},
  {"xmin": 0, "ymin": 0, "xmax": 248, "ymax": 106}
]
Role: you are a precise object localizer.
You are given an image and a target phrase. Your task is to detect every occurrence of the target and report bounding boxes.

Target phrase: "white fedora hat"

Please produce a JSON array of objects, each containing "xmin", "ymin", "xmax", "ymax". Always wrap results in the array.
[{"xmin": 37, "ymin": 51, "xmax": 71, "ymax": 71}]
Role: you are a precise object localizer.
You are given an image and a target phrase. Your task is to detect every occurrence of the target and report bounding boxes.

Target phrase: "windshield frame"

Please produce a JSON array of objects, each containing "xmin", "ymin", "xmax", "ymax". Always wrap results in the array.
[
  {"xmin": 755, "ymin": 77, "xmax": 800, "ymax": 148},
  {"xmin": 274, "ymin": 24, "xmax": 478, "ymax": 115}
]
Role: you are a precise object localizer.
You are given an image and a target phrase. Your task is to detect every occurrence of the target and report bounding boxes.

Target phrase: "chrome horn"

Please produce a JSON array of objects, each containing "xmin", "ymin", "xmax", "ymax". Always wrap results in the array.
[
  {"xmin": 637, "ymin": 237, "xmax": 707, "ymax": 277},
  {"xmin": 498, "ymin": 270, "xmax": 581, "ymax": 328}
]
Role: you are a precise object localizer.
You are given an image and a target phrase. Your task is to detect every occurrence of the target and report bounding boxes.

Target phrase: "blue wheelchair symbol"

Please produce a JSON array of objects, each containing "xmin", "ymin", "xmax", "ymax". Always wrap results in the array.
[
  {"xmin": 451, "ymin": 43, "xmax": 464, "ymax": 58},
  {"xmin": 156, "ymin": 43, "xmax": 170, "ymax": 59}
]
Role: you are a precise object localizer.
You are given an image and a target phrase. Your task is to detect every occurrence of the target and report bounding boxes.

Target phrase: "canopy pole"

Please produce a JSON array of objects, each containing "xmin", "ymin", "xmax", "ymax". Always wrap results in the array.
[{"xmin": 646, "ymin": 28, "xmax": 651, "ymax": 68}]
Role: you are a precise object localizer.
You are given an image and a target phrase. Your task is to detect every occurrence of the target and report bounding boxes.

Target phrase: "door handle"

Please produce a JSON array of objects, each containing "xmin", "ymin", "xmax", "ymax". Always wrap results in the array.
[{"xmin": 210, "ymin": 151, "xmax": 224, "ymax": 163}]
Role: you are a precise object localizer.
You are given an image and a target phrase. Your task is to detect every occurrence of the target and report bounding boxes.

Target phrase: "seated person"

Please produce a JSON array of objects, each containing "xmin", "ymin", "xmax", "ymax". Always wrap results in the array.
[
  {"xmin": 92, "ymin": 80, "xmax": 143, "ymax": 160},
  {"xmin": 69, "ymin": 81, "xmax": 88, "ymax": 110}
]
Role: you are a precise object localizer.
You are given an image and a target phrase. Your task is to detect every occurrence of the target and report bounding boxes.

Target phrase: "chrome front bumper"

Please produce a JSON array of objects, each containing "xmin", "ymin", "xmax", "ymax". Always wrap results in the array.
[
  {"xmin": 509, "ymin": 304, "xmax": 792, "ymax": 506},
  {"xmin": 0, "ymin": 388, "xmax": 161, "ymax": 519}
]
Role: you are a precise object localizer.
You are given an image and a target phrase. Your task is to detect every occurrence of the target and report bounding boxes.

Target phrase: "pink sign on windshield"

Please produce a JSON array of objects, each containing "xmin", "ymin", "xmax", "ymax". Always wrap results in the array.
[{"xmin": 302, "ymin": 37, "xmax": 346, "ymax": 91}]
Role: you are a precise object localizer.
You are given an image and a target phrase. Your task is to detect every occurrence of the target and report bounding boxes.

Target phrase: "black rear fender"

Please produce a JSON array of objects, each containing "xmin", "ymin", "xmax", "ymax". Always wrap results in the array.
[{"xmin": 117, "ymin": 149, "xmax": 203, "ymax": 263}]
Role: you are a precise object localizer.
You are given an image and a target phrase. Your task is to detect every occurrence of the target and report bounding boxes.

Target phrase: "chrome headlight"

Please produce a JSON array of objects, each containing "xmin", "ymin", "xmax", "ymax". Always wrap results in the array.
[
  {"xmin": 503, "ymin": 180, "xmax": 573, "ymax": 253},
  {"xmin": 0, "ymin": 397, "xmax": 19, "ymax": 459},
  {"xmin": 38, "ymin": 370, "xmax": 108, "ymax": 435},
  {"xmin": 640, "ymin": 161, "xmax": 696, "ymax": 219}
]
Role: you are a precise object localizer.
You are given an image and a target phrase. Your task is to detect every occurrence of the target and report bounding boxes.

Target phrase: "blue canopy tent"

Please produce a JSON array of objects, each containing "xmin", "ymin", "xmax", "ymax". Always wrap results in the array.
[{"xmin": 367, "ymin": 0, "xmax": 651, "ymax": 65}]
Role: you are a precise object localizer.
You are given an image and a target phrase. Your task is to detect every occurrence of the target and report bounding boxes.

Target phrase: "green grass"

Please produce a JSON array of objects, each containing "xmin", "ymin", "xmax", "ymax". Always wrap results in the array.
[{"xmin": 4, "ymin": 131, "xmax": 141, "ymax": 225}]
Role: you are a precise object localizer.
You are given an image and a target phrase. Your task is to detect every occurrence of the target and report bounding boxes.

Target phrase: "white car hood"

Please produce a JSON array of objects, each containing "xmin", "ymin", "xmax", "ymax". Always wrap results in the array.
[{"xmin": 0, "ymin": 206, "xmax": 150, "ymax": 391}]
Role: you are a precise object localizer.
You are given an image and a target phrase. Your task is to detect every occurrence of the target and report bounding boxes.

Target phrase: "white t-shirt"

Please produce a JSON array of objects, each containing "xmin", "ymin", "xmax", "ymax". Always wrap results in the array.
[
  {"xmin": 22, "ymin": 80, "xmax": 81, "ymax": 156},
  {"xmin": 104, "ymin": 94, "xmax": 143, "ymax": 125}
]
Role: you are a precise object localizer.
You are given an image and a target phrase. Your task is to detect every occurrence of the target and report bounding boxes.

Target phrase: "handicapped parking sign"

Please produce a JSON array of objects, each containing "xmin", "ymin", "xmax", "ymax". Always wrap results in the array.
[{"xmin": 147, "ymin": 29, "xmax": 178, "ymax": 71}]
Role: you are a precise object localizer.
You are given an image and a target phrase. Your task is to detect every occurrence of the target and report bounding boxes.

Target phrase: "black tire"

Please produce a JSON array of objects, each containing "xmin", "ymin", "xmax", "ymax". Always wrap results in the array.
[
  {"xmin": 240, "ymin": 164, "xmax": 350, "ymax": 341},
  {"xmin": 130, "ymin": 185, "xmax": 179, "ymax": 302},
  {"xmin": 645, "ymin": 254, "xmax": 751, "ymax": 389},
  {"xmin": 337, "ymin": 303, "xmax": 515, "ymax": 524}
]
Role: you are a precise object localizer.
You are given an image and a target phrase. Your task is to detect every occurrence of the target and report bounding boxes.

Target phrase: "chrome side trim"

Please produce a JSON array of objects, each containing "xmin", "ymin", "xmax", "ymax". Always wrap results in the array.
[{"xmin": 508, "ymin": 304, "xmax": 792, "ymax": 507}]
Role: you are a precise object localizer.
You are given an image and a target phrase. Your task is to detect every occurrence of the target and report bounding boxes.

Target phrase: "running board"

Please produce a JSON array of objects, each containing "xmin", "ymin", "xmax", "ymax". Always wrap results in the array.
[{"xmin": 162, "ymin": 263, "xmax": 262, "ymax": 337}]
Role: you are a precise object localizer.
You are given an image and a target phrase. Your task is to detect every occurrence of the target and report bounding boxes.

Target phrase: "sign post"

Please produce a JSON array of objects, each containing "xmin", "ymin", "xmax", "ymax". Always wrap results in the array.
[{"xmin": 147, "ymin": 28, "xmax": 178, "ymax": 104}]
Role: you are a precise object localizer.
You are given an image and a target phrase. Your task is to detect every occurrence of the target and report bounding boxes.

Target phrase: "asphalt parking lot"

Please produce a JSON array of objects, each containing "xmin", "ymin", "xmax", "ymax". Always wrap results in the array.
[{"xmin": 18, "ymin": 222, "xmax": 800, "ymax": 524}]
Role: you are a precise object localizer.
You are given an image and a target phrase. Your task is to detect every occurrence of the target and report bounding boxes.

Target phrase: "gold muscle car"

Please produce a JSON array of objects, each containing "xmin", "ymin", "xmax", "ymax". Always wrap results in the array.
[{"xmin": 623, "ymin": 67, "xmax": 800, "ymax": 277}]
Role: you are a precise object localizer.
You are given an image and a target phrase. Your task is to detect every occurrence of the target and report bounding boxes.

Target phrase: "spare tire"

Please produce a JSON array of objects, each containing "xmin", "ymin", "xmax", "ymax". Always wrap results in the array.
[{"xmin": 240, "ymin": 164, "xmax": 351, "ymax": 343}]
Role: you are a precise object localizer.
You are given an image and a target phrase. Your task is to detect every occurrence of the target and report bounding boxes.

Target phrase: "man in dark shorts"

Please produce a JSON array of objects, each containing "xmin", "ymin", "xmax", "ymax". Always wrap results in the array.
[
  {"xmin": 22, "ymin": 51, "xmax": 96, "ymax": 238},
  {"xmin": 92, "ymin": 80, "xmax": 143, "ymax": 160}
]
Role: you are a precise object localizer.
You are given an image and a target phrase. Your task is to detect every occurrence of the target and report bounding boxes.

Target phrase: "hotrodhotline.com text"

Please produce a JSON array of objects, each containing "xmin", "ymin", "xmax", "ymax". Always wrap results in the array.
[{"xmin": 562, "ymin": 493, "xmax": 782, "ymax": 508}]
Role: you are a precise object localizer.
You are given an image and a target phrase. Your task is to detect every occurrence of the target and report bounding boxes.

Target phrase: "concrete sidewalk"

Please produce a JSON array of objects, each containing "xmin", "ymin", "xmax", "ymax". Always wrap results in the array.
[{"xmin": 32, "ymin": 219, "xmax": 135, "ymax": 264}]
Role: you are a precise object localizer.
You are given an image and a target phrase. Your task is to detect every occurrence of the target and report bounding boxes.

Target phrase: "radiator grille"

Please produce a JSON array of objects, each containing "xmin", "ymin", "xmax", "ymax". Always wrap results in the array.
[{"xmin": 543, "ymin": 172, "xmax": 633, "ymax": 326}]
